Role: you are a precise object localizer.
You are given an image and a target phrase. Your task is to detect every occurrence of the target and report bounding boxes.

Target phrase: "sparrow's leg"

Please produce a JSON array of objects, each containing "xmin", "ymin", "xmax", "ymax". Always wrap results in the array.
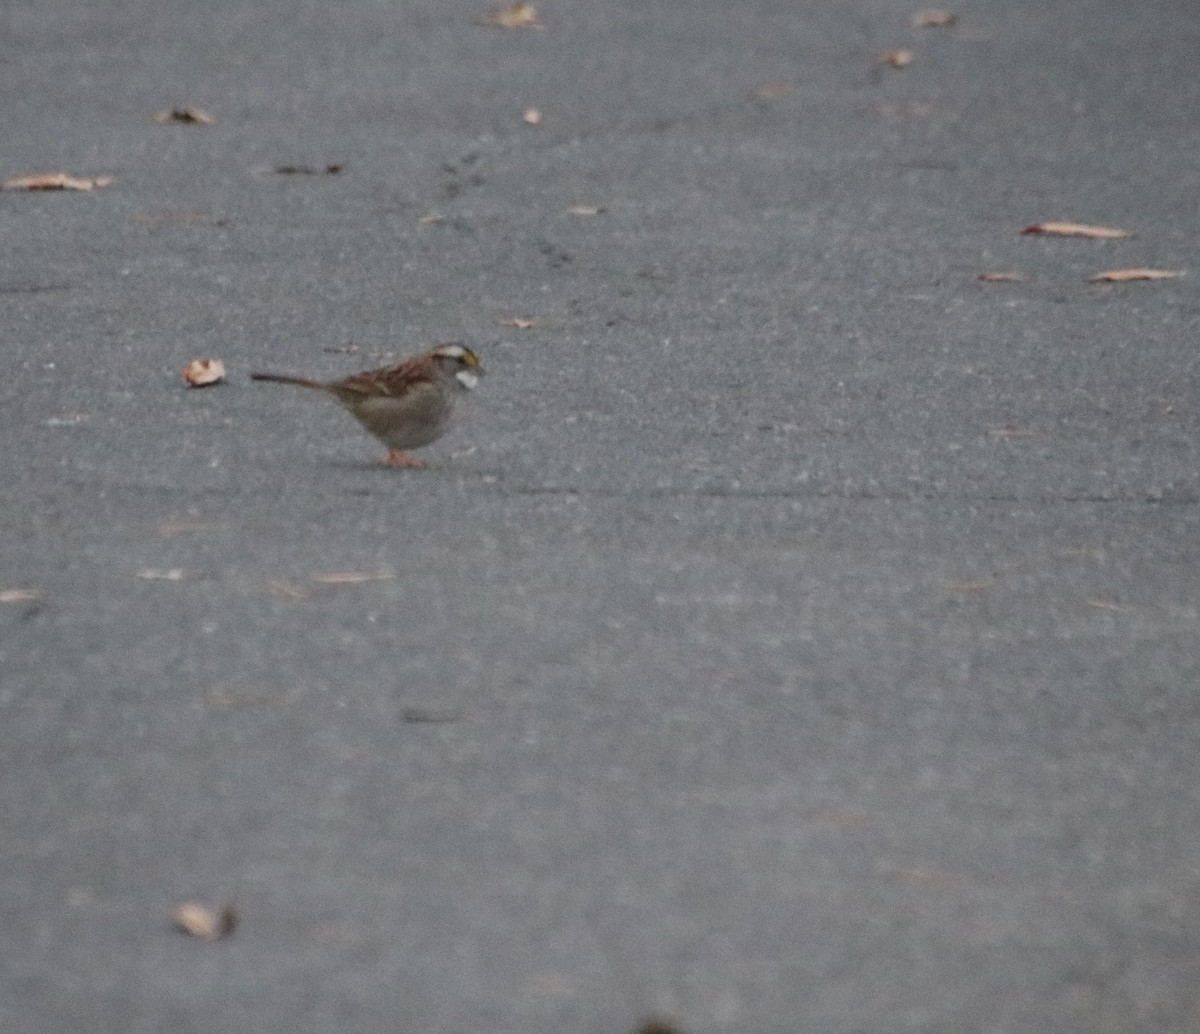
[{"xmin": 385, "ymin": 449, "xmax": 430, "ymax": 469}]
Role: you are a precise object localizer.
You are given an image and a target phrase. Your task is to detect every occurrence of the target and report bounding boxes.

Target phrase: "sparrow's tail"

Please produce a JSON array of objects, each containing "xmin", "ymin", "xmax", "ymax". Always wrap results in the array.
[{"xmin": 249, "ymin": 372, "xmax": 331, "ymax": 392}]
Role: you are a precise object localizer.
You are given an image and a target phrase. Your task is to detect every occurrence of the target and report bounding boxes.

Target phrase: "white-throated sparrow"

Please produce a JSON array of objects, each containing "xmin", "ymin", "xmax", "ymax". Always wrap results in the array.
[{"xmin": 250, "ymin": 343, "xmax": 484, "ymax": 467}]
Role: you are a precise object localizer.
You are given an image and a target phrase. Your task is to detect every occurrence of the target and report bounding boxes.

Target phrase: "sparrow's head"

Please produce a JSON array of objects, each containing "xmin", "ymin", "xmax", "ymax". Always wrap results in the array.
[{"xmin": 430, "ymin": 342, "xmax": 485, "ymax": 389}]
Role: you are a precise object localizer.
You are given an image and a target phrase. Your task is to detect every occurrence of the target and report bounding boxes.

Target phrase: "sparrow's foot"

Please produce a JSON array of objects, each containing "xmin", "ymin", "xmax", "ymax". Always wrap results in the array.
[{"xmin": 384, "ymin": 449, "xmax": 430, "ymax": 469}]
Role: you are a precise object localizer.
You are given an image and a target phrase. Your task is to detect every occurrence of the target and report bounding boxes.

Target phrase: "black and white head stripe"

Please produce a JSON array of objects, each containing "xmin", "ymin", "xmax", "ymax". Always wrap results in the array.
[
  {"xmin": 431, "ymin": 343, "xmax": 484, "ymax": 387},
  {"xmin": 431, "ymin": 342, "xmax": 478, "ymax": 364}
]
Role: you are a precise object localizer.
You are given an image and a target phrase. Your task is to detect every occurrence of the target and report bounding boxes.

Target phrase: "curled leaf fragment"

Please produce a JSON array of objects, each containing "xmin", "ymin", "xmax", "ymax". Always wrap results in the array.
[
  {"xmin": 1089, "ymin": 268, "xmax": 1183, "ymax": 283},
  {"xmin": 478, "ymin": 2, "xmax": 543, "ymax": 28},
  {"xmin": 881, "ymin": 49, "xmax": 914, "ymax": 68},
  {"xmin": 182, "ymin": 358, "xmax": 226, "ymax": 387},
  {"xmin": 1021, "ymin": 221, "xmax": 1130, "ymax": 239},
  {"xmin": 173, "ymin": 902, "xmax": 238, "ymax": 940},
  {"xmin": 312, "ymin": 571, "xmax": 395, "ymax": 584},
  {"xmin": 3, "ymin": 172, "xmax": 113, "ymax": 191}
]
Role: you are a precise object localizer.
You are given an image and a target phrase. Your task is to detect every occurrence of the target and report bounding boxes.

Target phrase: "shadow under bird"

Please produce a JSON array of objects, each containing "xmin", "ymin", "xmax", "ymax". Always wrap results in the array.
[{"xmin": 250, "ymin": 343, "xmax": 484, "ymax": 467}]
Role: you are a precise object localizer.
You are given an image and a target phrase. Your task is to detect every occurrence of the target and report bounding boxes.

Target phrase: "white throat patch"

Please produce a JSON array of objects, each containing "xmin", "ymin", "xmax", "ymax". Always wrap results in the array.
[{"xmin": 455, "ymin": 370, "xmax": 480, "ymax": 390}]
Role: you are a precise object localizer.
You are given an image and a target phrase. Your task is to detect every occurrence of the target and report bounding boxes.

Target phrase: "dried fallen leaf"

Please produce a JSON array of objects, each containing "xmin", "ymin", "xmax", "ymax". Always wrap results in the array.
[
  {"xmin": 45, "ymin": 412, "xmax": 89, "ymax": 427},
  {"xmin": 911, "ymin": 9, "xmax": 957, "ymax": 27},
  {"xmin": 173, "ymin": 902, "xmax": 238, "ymax": 940},
  {"xmin": 3, "ymin": 172, "xmax": 113, "ymax": 191},
  {"xmin": 154, "ymin": 108, "xmax": 216, "ymax": 125},
  {"xmin": 137, "ymin": 568, "xmax": 185, "ymax": 581},
  {"xmin": 522, "ymin": 107, "xmax": 542, "ymax": 125},
  {"xmin": 881, "ymin": 48, "xmax": 914, "ymax": 68},
  {"xmin": 1088, "ymin": 268, "xmax": 1184, "ymax": 283},
  {"xmin": 1021, "ymin": 221, "xmax": 1131, "ymax": 239},
  {"xmin": 977, "ymin": 271, "xmax": 1027, "ymax": 282},
  {"xmin": 478, "ymin": 1, "xmax": 543, "ymax": 28},
  {"xmin": 988, "ymin": 427, "xmax": 1041, "ymax": 439},
  {"xmin": 1086, "ymin": 597, "xmax": 1125, "ymax": 612},
  {"xmin": 418, "ymin": 212, "xmax": 445, "ymax": 224},
  {"xmin": 311, "ymin": 571, "xmax": 395, "ymax": 584},
  {"xmin": 0, "ymin": 589, "xmax": 40, "ymax": 603},
  {"xmin": 182, "ymin": 357, "xmax": 226, "ymax": 387},
  {"xmin": 566, "ymin": 203, "xmax": 605, "ymax": 216},
  {"xmin": 498, "ymin": 315, "xmax": 544, "ymax": 329}
]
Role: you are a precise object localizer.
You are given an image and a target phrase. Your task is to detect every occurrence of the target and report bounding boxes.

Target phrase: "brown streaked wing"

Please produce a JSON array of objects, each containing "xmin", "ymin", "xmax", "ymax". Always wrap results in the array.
[{"xmin": 337, "ymin": 356, "xmax": 437, "ymax": 397}]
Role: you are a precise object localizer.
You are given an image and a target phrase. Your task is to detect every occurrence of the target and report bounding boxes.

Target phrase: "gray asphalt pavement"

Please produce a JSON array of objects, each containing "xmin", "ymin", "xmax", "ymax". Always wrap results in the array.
[{"xmin": 2, "ymin": 1, "xmax": 1199, "ymax": 1032}]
